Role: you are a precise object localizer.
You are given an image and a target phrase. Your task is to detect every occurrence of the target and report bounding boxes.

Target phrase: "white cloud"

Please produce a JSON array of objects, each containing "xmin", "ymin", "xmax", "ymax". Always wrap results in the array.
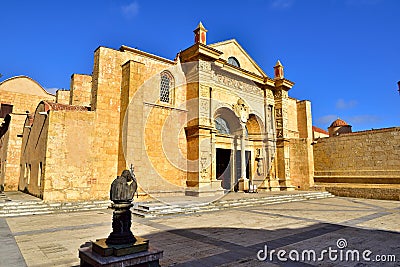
[
  {"xmin": 270, "ymin": 0, "xmax": 294, "ymax": 9},
  {"xmin": 316, "ymin": 114, "xmax": 337, "ymax": 125},
  {"xmin": 122, "ymin": 1, "xmax": 139, "ymax": 18},
  {"xmin": 347, "ymin": 115, "xmax": 381, "ymax": 125},
  {"xmin": 336, "ymin": 98, "xmax": 357, "ymax": 110},
  {"xmin": 46, "ymin": 88, "xmax": 61, "ymax": 94}
]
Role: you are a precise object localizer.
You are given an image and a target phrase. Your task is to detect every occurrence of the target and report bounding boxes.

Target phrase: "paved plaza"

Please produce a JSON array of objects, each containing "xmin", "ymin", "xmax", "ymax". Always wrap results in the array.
[{"xmin": 1, "ymin": 195, "xmax": 399, "ymax": 267}]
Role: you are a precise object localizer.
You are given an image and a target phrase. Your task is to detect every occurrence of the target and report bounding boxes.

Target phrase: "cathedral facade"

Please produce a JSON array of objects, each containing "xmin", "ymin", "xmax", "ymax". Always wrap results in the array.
[{"xmin": 1, "ymin": 23, "xmax": 315, "ymax": 201}]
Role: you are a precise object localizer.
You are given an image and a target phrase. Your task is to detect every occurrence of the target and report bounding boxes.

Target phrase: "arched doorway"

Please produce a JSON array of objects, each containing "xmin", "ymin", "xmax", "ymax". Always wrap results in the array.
[
  {"xmin": 245, "ymin": 114, "xmax": 265, "ymax": 190},
  {"xmin": 214, "ymin": 107, "xmax": 246, "ymax": 191}
]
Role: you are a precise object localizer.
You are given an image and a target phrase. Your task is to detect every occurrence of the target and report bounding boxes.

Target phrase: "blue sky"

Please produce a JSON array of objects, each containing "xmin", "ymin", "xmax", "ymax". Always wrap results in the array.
[{"xmin": 0, "ymin": 0, "xmax": 399, "ymax": 131}]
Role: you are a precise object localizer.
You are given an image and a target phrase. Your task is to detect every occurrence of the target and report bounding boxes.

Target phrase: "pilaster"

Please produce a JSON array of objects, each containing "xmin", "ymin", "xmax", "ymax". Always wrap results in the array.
[
  {"xmin": 273, "ymin": 78, "xmax": 295, "ymax": 191},
  {"xmin": 184, "ymin": 59, "xmax": 223, "ymax": 196}
]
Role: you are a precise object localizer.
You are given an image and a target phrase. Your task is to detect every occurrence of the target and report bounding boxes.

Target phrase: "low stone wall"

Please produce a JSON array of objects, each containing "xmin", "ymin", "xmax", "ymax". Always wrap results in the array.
[
  {"xmin": 313, "ymin": 127, "xmax": 400, "ymax": 199},
  {"xmin": 314, "ymin": 184, "xmax": 400, "ymax": 201}
]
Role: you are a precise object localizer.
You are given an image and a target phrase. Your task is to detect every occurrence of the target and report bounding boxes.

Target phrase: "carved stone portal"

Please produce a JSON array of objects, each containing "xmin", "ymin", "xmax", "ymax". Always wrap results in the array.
[{"xmin": 233, "ymin": 98, "xmax": 250, "ymax": 124}]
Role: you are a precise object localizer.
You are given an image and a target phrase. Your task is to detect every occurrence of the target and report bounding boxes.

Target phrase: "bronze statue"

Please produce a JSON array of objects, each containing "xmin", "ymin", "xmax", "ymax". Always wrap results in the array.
[
  {"xmin": 106, "ymin": 169, "xmax": 137, "ymax": 245},
  {"xmin": 110, "ymin": 169, "xmax": 137, "ymax": 203}
]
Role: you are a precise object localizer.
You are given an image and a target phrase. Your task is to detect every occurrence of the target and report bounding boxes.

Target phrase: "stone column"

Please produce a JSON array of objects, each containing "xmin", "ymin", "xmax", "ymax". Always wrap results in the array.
[
  {"xmin": 185, "ymin": 60, "xmax": 223, "ymax": 196},
  {"xmin": 233, "ymin": 98, "xmax": 250, "ymax": 192},
  {"xmin": 273, "ymin": 80, "xmax": 295, "ymax": 191},
  {"xmin": 240, "ymin": 123, "xmax": 246, "ymax": 180}
]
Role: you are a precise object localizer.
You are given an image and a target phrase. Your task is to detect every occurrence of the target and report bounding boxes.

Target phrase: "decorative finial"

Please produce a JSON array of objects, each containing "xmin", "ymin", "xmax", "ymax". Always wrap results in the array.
[
  {"xmin": 274, "ymin": 60, "xmax": 284, "ymax": 79},
  {"xmin": 194, "ymin": 21, "xmax": 208, "ymax": 45}
]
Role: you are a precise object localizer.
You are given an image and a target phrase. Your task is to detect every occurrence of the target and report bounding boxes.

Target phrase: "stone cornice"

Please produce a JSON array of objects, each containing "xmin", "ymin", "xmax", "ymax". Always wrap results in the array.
[
  {"xmin": 274, "ymin": 78, "xmax": 295, "ymax": 90},
  {"xmin": 180, "ymin": 43, "xmax": 223, "ymax": 62},
  {"xmin": 119, "ymin": 45, "xmax": 176, "ymax": 65},
  {"xmin": 264, "ymin": 77, "xmax": 275, "ymax": 87},
  {"xmin": 216, "ymin": 61, "xmax": 265, "ymax": 84}
]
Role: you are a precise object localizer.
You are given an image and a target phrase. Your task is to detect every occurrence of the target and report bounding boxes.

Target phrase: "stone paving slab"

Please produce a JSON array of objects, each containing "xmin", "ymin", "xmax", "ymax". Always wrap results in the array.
[
  {"xmin": 146, "ymin": 191, "xmax": 329, "ymax": 206},
  {"xmin": 2, "ymin": 196, "xmax": 400, "ymax": 266},
  {"xmin": 0, "ymin": 218, "xmax": 27, "ymax": 267}
]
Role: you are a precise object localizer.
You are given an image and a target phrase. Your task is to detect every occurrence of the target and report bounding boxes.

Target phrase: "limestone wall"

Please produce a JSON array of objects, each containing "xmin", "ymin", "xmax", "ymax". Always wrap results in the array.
[
  {"xmin": 70, "ymin": 74, "xmax": 92, "ymax": 106},
  {"xmin": 283, "ymin": 99, "xmax": 314, "ymax": 189},
  {"xmin": 287, "ymin": 98, "xmax": 299, "ymax": 139},
  {"xmin": 1, "ymin": 115, "xmax": 26, "ymax": 191},
  {"xmin": 55, "ymin": 90, "xmax": 70, "ymax": 105},
  {"xmin": 0, "ymin": 90, "xmax": 54, "ymax": 114},
  {"xmin": 43, "ymin": 110, "xmax": 96, "ymax": 201},
  {"xmin": 289, "ymin": 139, "xmax": 312, "ymax": 189},
  {"xmin": 313, "ymin": 127, "xmax": 400, "ymax": 184},
  {"xmin": 91, "ymin": 46, "xmax": 177, "ymax": 197},
  {"xmin": 19, "ymin": 103, "xmax": 49, "ymax": 197},
  {"xmin": 0, "ymin": 119, "xmax": 10, "ymax": 191},
  {"xmin": 121, "ymin": 59, "xmax": 187, "ymax": 194}
]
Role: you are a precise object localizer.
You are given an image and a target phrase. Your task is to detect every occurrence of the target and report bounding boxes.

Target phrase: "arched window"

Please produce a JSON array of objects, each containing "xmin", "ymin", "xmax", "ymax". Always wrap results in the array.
[
  {"xmin": 215, "ymin": 117, "xmax": 231, "ymax": 134},
  {"xmin": 160, "ymin": 71, "xmax": 174, "ymax": 103},
  {"xmin": 227, "ymin": 57, "xmax": 240, "ymax": 68}
]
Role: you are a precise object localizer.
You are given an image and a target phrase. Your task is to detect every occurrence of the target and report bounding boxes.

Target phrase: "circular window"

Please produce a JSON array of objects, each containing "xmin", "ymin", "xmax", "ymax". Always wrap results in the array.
[{"xmin": 227, "ymin": 57, "xmax": 240, "ymax": 68}]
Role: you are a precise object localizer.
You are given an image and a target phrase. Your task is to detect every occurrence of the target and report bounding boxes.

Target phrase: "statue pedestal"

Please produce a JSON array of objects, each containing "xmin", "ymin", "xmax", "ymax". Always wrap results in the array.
[
  {"xmin": 79, "ymin": 241, "xmax": 163, "ymax": 267},
  {"xmin": 78, "ymin": 170, "xmax": 163, "ymax": 266},
  {"xmin": 106, "ymin": 202, "xmax": 136, "ymax": 245},
  {"xmin": 93, "ymin": 236, "xmax": 149, "ymax": 257}
]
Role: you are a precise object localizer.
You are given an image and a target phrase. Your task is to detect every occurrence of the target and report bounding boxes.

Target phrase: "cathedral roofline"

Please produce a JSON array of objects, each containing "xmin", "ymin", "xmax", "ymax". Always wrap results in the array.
[
  {"xmin": 120, "ymin": 45, "xmax": 176, "ymax": 65},
  {"xmin": 0, "ymin": 75, "xmax": 55, "ymax": 97},
  {"xmin": 312, "ymin": 126, "xmax": 329, "ymax": 135},
  {"xmin": 180, "ymin": 42, "xmax": 267, "ymax": 84},
  {"xmin": 180, "ymin": 42, "xmax": 223, "ymax": 62},
  {"xmin": 214, "ymin": 60, "xmax": 265, "ymax": 84},
  {"xmin": 209, "ymin": 39, "xmax": 268, "ymax": 78}
]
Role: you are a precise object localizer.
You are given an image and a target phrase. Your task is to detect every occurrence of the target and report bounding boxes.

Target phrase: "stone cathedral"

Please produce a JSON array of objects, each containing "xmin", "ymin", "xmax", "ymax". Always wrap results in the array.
[{"xmin": 0, "ymin": 23, "xmax": 314, "ymax": 201}]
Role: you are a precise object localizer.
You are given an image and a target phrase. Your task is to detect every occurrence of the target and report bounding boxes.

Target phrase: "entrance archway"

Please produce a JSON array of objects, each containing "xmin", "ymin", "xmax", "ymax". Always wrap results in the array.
[{"xmin": 214, "ymin": 107, "xmax": 247, "ymax": 191}]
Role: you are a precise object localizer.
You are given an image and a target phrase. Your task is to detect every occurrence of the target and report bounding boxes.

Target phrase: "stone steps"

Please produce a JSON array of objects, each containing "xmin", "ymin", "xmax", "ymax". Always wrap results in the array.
[
  {"xmin": 132, "ymin": 191, "xmax": 334, "ymax": 218},
  {"xmin": 0, "ymin": 200, "xmax": 111, "ymax": 217},
  {"xmin": 0, "ymin": 192, "xmax": 335, "ymax": 218},
  {"xmin": 0, "ymin": 192, "xmax": 11, "ymax": 202}
]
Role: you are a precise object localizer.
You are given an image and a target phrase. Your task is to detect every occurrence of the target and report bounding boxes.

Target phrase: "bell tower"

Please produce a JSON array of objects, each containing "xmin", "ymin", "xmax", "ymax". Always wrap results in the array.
[{"xmin": 194, "ymin": 21, "xmax": 207, "ymax": 45}]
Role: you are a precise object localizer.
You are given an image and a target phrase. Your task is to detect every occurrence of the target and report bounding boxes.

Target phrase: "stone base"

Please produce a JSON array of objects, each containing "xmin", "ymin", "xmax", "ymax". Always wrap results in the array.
[
  {"xmin": 185, "ymin": 180, "xmax": 224, "ymax": 197},
  {"xmin": 285, "ymin": 186, "xmax": 296, "ymax": 191},
  {"xmin": 92, "ymin": 237, "xmax": 149, "ymax": 257},
  {"xmin": 79, "ymin": 242, "xmax": 162, "ymax": 267},
  {"xmin": 238, "ymin": 178, "xmax": 249, "ymax": 192},
  {"xmin": 185, "ymin": 188, "xmax": 225, "ymax": 197},
  {"xmin": 269, "ymin": 187, "xmax": 282, "ymax": 191}
]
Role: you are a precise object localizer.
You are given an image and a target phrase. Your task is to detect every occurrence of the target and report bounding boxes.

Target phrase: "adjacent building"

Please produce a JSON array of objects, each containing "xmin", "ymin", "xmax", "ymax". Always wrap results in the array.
[
  {"xmin": 313, "ymin": 118, "xmax": 400, "ymax": 200},
  {"xmin": 0, "ymin": 76, "xmax": 55, "ymax": 191}
]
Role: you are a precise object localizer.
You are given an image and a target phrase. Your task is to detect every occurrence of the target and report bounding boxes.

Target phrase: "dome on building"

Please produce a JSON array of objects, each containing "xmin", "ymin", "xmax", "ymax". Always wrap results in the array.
[
  {"xmin": 329, "ymin": 118, "xmax": 349, "ymax": 128},
  {"xmin": 328, "ymin": 118, "xmax": 352, "ymax": 136}
]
